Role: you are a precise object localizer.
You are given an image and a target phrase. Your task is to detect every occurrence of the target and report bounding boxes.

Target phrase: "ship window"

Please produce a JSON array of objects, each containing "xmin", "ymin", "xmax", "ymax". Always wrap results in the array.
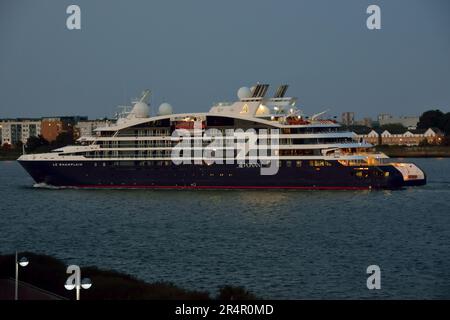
[
  {"xmin": 296, "ymin": 161, "xmax": 302, "ymax": 167},
  {"xmin": 286, "ymin": 161, "xmax": 292, "ymax": 168},
  {"xmin": 309, "ymin": 160, "xmax": 331, "ymax": 167}
]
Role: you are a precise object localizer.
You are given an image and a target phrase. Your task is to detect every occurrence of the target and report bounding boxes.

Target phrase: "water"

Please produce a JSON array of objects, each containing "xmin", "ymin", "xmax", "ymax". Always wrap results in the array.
[{"xmin": 1, "ymin": 159, "xmax": 449, "ymax": 299}]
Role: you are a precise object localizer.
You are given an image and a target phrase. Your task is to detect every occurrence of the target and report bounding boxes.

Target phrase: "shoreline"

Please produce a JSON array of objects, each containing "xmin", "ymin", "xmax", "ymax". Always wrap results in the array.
[
  {"xmin": 374, "ymin": 146, "xmax": 450, "ymax": 158},
  {"xmin": 0, "ymin": 252, "xmax": 256, "ymax": 300}
]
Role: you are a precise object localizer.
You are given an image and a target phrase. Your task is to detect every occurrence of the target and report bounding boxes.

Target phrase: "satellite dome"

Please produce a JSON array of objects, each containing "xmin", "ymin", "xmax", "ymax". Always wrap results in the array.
[
  {"xmin": 158, "ymin": 103, "xmax": 173, "ymax": 115},
  {"xmin": 130, "ymin": 101, "xmax": 150, "ymax": 118},
  {"xmin": 237, "ymin": 87, "xmax": 252, "ymax": 100}
]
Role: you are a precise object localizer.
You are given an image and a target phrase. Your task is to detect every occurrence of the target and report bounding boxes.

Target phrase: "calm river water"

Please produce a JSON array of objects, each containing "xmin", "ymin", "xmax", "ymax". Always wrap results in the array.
[{"xmin": 1, "ymin": 158, "xmax": 449, "ymax": 299}]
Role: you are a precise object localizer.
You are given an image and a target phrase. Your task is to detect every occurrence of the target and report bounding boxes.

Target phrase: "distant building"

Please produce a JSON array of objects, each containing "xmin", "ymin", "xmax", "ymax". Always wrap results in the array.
[
  {"xmin": 354, "ymin": 117, "xmax": 373, "ymax": 128},
  {"xmin": 355, "ymin": 127, "xmax": 444, "ymax": 146},
  {"xmin": 377, "ymin": 113, "xmax": 392, "ymax": 122},
  {"xmin": 74, "ymin": 119, "xmax": 112, "ymax": 139},
  {"xmin": 40, "ymin": 116, "xmax": 87, "ymax": 142},
  {"xmin": 377, "ymin": 114, "xmax": 419, "ymax": 130},
  {"xmin": 341, "ymin": 112, "xmax": 355, "ymax": 126},
  {"xmin": 0, "ymin": 119, "xmax": 42, "ymax": 146}
]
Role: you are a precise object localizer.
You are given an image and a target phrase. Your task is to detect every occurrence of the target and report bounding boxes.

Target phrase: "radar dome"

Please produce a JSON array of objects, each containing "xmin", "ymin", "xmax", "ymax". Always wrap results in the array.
[
  {"xmin": 130, "ymin": 101, "xmax": 150, "ymax": 118},
  {"xmin": 158, "ymin": 103, "xmax": 173, "ymax": 115},
  {"xmin": 237, "ymin": 87, "xmax": 252, "ymax": 100}
]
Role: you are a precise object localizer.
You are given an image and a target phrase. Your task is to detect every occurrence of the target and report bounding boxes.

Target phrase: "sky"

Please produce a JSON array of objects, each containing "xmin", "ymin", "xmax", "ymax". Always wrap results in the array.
[{"xmin": 0, "ymin": 0, "xmax": 449, "ymax": 120}]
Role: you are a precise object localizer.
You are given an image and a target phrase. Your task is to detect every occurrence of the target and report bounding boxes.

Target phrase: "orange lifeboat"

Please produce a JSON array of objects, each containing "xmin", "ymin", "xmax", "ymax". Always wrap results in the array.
[{"xmin": 287, "ymin": 117, "xmax": 309, "ymax": 125}]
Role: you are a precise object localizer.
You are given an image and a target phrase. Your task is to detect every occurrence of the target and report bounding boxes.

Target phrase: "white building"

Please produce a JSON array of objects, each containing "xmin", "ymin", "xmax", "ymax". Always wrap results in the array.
[
  {"xmin": 377, "ymin": 114, "xmax": 420, "ymax": 130},
  {"xmin": 341, "ymin": 112, "xmax": 355, "ymax": 126},
  {"xmin": 0, "ymin": 119, "xmax": 42, "ymax": 146},
  {"xmin": 355, "ymin": 128, "xmax": 444, "ymax": 146}
]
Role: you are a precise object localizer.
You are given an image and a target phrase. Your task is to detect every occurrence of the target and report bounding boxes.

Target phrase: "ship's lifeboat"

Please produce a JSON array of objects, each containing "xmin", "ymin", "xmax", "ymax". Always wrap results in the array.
[{"xmin": 287, "ymin": 117, "xmax": 309, "ymax": 125}]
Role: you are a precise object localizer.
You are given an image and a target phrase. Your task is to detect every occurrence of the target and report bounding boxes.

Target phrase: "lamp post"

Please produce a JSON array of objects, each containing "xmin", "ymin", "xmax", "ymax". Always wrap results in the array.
[
  {"xmin": 15, "ymin": 251, "xmax": 29, "ymax": 300},
  {"xmin": 65, "ymin": 265, "xmax": 92, "ymax": 300}
]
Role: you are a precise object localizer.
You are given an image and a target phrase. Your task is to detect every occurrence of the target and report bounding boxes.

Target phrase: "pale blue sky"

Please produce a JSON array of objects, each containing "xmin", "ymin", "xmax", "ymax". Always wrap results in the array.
[{"xmin": 0, "ymin": 0, "xmax": 449, "ymax": 119}]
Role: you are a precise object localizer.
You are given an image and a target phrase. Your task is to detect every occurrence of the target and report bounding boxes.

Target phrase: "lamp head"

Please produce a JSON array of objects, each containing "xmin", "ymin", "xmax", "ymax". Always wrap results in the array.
[
  {"xmin": 19, "ymin": 257, "xmax": 29, "ymax": 267},
  {"xmin": 81, "ymin": 278, "xmax": 92, "ymax": 290},
  {"xmin": 64, "ymin": 280, "xmax": 76, "ymax": 290}
]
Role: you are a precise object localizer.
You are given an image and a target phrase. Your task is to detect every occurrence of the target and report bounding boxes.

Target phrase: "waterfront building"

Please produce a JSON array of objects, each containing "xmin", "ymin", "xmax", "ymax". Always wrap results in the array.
[
  {"xmin": 377, "ymin": 114, "xmax": 420, "ymax": 130},
  {"xmin": 355, "ymin": 127, "xmax": 444, "ymax": 146},
  {"xmin": 341, "ymin": 112, "xmax": 355, "ymax": 126},
  {"xmin": 40, "ymin": 116, "xmax": 87, "ymax": 142},
  {"xmin": 0, "ymin": 119, "xmax": 42, "ymax": 146}
]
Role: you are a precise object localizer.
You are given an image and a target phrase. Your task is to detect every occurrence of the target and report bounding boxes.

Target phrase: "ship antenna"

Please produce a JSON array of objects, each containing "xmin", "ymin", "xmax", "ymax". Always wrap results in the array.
[
  {"xmin": 311, "ymin": 109, "xmax": 330, "ymax": 120},
  {"xmin": 140, "ymin": 89, "xmax": 151, "ymax": 103}
]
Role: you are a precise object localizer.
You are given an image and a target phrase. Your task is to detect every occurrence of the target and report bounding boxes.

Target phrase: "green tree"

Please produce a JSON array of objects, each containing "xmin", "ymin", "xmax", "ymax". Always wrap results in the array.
[
  {"xmin": 1, "ymin": 143, "xmax": 11, "ymax": 151},
  {"xmin": 14, "ymin": 140, "xmax": 23, "ymax": 150},
  {"xmin": 417, "ymin": 110, "xmax": 444, "ymax": 130},
  {"xmin": 52, "ymin": 131, "xmax": 75, "ymax": 148},
  {"xmin": 379, "ymin": 123, "xmax": 406, "ymax": 134},
  {"xmin": 26, "ymin": 135, "xmax": 49, "ymax": 152},
  {"xmin": 440, "ymin": 112, "xmax": 450, "ymax": 135}
]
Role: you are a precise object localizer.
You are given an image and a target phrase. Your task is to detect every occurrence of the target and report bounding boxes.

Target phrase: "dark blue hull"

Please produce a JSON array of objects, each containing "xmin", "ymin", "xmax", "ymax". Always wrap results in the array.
[{"xmin": 17, "ymin": 159, "xmax": 423, "ymax": 190}]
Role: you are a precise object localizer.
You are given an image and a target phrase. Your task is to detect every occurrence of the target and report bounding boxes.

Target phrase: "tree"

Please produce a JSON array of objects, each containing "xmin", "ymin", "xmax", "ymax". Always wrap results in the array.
[
  {"xmin": 14, "ymin": 140, "xmax": 23, "ymax": 150},
  {"xmin": 1, "ymin": 143, "xmax": 11, "ymax": 151},
  {"xmin": 440, "ymin": 112, "xmax": 450, "ymax": 136},
  {"xmin": 52, "ymin": 131, "xmax": 75, "ymax": 148},
  {"xmin": 379, "ymin": 123, "xmax": 407, "ymax": 134},
  {"xmin": 26, "ymin": 135, "xmax": 49, "ymax": 152},
  {"xmin": 417, "ymin": 110, "xmax": 444, "ymax": 130}
]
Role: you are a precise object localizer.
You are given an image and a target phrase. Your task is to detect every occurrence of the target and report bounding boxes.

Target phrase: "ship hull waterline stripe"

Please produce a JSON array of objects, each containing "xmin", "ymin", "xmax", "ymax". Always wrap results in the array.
[{"xmin": 63, "ymin": 185, "xmax": 372, "ymax": 190}]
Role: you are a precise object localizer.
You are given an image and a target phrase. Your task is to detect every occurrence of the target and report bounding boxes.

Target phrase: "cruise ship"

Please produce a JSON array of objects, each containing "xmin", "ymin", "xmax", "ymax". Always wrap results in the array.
[{"xmin": 18, "ymin": 84, "xmax": 426, "ymax": 189}]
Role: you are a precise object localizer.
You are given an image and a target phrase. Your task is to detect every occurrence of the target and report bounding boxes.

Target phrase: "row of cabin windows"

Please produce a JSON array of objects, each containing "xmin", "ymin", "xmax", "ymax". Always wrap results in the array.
[
  {"xmin": 99, "ymin": 141, "xmax": 173, "ymax": 148},
  {"xmin": 90, "ymin": 160, "xmax": 334, "ymax": 168},
  {"xmin": 351, "ymin": 169, "xmax": 389, "ymax": 178},
  {"xmin": 116, "ymin": 129, "xmax": 171, "ymax": 137},
  {"xmin": 282, "ymin": 127, "xmax": 342, "ymax": 134},
  {"xmin": 97, "ymin": 137, "xmax": 353, "ymax": 147},
  {"xmin": 83, "ymin": 150, "xmax": 330, "ymax": 158},
  {"xmin": 114, "ymin": 127, "xmax": 343, "ymax": 137}
]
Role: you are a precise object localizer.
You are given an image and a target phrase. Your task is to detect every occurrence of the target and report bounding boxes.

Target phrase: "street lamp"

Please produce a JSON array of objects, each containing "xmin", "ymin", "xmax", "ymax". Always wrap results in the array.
[
  {"xmin": 65, "ymin": 265, "xmax": 92, "ymax": 300},
  {"xmin": 15, "ymin": 252, "xmax": 29, "ymax": 300}
]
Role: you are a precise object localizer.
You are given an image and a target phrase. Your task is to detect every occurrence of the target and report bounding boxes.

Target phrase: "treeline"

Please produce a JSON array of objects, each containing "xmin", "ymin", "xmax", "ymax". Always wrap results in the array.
[
  {"xmin": 0, "ymin": 252, "xmax": 257, "ymax": 300},
  {"xmin": 1, "ymin": 132, "xmax": 75, "ymax": 154},
  {"xmin": 417, "ymin": 109, "xmax": 450, "ymax": 135}
]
